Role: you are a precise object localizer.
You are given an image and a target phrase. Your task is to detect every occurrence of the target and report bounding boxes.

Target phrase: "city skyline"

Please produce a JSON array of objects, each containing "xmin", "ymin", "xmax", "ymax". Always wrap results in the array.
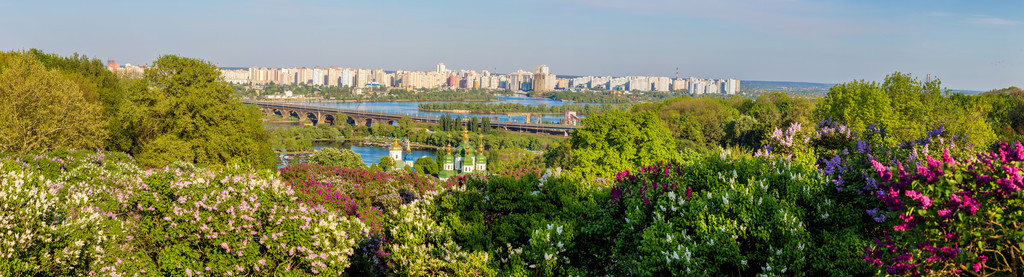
[
  {"xmin": 199, "ymin": 62, "xmax": 741, "ymax": 94},
  {"xmin": 1, "ymin": 0, "xmax": 1021, "ymax": 91}
]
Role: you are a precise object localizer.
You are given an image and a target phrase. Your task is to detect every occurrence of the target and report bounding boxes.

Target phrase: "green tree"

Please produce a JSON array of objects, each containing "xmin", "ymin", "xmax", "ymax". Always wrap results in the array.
[
  {"xmin": 467, "ymin": 117, "xmax": 478, "ymax": 132},
  {"xmin": 815, "ymin": 79, "xmax": 896, "ymax": 140},
  {"xmin": 399, "ymin": 115, "xmax": 413, "ymax": 129},
  {"xmin": 119, "ymin": 55, "xmax": 275, "ymax": 169},
  {"xmin": 413, "ymin": 156, "xmax": 439, "ymax": 176},
  {"xmin": 379, "ymin": 156, "xmax": 396, "ymax": 170},
  {"xmin": 336, "ymin": 112, "xmax": 349, "ymax": 126},
  {"xmin": 543, "ymin": 142, "xmax": 572, "ymax": 170},
  {"xmin": 0, "ymin": 53, "xmax": 107, "ymax": 154},
  {"xmin": 569, "ymin": 110, "xmax": 676, "ymax": 180},
  {"xmin": 816, "ymin": 72, "xmax": 995, "ymax": 146},
  {"xmin": 308, "ymin": 147, "xmax": 365, "ymax": 168},
  {"xmin": 21, "ymin": 49, "xmax": 130, "ymax": 151},
  {"xmin": 481, "ymin": 117, "xmax": 491, "ymax": 132},
  {"xmin": 487, "ymin": 148, "xmax": 543, "ymax": 172}
]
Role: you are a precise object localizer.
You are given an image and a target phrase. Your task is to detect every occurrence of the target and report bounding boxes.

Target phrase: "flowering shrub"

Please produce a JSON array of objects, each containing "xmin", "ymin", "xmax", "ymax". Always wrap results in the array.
[
  {"xmin": 756, "ymin": 118, "xmax": 1024, "ymax": 275},
  {"xmin": 432, "ymin": 168, "xmax": 596, "ymax": 276},
  {"xmin": 862, "ymin": 142, "xmax": 1024, "ymax": 275},
  {"xmin": 591, "ymin": 155, "xmax": 875, "ymax": 276},
  {"xmin": 755, "ymin": 122, "xmax": 817, "ymax": 169},
  {"xmin": 382, "ymin": 190, "xmax": 495, "ymax": 276},
  {"xmin": 525, "ymin": 221, "xmax": 575, "ymax": 275},
  {"xmin": 0, "ymin": 164, "xmax": 111, "ymax": 275},
  {"xmin": 1, "ymin": 152, "xmax": 368, "ymax": 276},
  {"xmin": 280, "ymin": 164, "xmax": 443, "ymax": 233}
]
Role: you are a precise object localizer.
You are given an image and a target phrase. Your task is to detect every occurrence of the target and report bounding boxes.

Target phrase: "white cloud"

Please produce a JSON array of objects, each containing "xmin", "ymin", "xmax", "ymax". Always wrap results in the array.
[{"xmin": 968, "ymin": 15, "xmax": 1020, "ymax": 27}]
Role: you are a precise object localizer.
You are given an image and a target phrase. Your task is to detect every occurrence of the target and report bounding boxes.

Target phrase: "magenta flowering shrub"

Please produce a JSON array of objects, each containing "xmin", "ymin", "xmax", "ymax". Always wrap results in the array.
[
  {"xmin": 862, "ymin": 142, "xmax": 1024, "ymax": 275},
  {"xmin": 280, "ymin": 164, "xmax": 443, "ymax": 233}
]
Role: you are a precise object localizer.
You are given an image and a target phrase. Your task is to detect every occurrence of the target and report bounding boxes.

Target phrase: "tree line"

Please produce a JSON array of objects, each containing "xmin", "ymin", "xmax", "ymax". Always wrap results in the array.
[{"xmin": 0, "ymin": 50, "xmax": 276, "ymax": 169}]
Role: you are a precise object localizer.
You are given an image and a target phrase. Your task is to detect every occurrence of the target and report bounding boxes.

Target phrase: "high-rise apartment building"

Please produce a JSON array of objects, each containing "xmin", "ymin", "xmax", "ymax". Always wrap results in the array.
[
  {"xmin": 533, "ymin": 65, "xmax": 555, "ymax": 92},
  {"xmin": 312, "ymin": 67, "xmax": 324, "ymax": 86},
  {"xmin": 436, "ymin": 63, "xmax": 447, "ymax": 74},
  {"xmin": 671, "ymin": 78, "xmax": 687, "ymax": 91},
  {"xmin": 724, "ymin": 78, "xmax": 740, "ymax": 94},
  {"xmin": 356, "ymin": 69, "xmax": 370, "ymax": 88},
  {"xmin": 341, "ymin": 69, "xmax": 354, "ymax": 87}
]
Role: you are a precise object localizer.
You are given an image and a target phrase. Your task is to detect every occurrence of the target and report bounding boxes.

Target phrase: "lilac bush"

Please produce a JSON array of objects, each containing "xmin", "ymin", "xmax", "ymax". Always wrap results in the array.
[
  {"xmin": 0, "ymin": 152, "xmax": 369, "ymax": 276},
  {"xmin": 862, "ymin": 143, "xmax": 1024, "ymax": 275}
]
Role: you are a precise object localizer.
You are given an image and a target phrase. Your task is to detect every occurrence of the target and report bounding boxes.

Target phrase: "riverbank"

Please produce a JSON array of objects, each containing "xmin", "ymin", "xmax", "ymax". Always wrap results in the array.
[
  {"xmin": 419, "ymin": 108, "xmax": 563, "ymax": 115},
  {"xmin": 244, "ymin": 98, "xmax": 496, "ymax": 103},
  {"xmin": 262, "ymin": 116, "xmax": 300, "ymax": 123},
  {"xmin": 273, "ymin": 137, "xmax": 440, "ymax": 154}
]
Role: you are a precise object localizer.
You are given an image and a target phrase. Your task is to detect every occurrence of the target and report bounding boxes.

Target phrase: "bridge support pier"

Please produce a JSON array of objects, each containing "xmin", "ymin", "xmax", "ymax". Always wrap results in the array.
[
  {"xmin": 315, "ymin": 112, "xmax": 327, "ymax": 126},
  {"xmin": 351, "ymin": 117, "xmax": 371, "ymax": 127}
]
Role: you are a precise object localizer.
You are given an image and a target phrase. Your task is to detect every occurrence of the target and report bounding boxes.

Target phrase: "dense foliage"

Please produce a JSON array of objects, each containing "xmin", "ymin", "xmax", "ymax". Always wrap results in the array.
[
  {"xmin": 815, "ymin": 72, "xmax": 994, "ymax": 146},
  {"xmin": 570, "ymin": 110, "xmax": 677, "ymax": 180},
  {"xmin": 120, "ymin": 55, "xmax": 275, "ymax": 169},
  {"xmin": 0, "ymin": 151, "xmax": 364, "ymax": 276},
  {"xmin": 0, "ymin": 50, "xmax": 275, "ymax": 169},
  {"xmin": 308, "ymin": 148, "xmax": 366, "ymax": 169},
  {"xmin": 0, "ymin": 53, "xmax": 107, "ymax": 153}
]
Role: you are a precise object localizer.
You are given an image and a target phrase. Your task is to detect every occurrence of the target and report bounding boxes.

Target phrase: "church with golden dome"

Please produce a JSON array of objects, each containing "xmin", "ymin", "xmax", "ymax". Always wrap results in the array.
[
  {"xmin": 439, "ymin": 130, "xmax": 487, "ymax": 180},
  {"xmin": 388, "ymin": 137, "xmax": 416, "ymax": 170}
]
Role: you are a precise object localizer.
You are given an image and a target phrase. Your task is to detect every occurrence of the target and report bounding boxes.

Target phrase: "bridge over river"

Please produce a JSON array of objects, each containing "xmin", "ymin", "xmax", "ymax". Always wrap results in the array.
[{"xmin": 244, "ymin": 101, "xmax": 582, "ymax": 136}]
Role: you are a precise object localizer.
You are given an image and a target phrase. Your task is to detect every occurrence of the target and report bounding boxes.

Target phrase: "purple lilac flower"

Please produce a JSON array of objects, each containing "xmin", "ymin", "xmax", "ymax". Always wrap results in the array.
[
  {"xmin": 866, "ymin": 208, "xmax": 886, "ymax": 223},
  {"xmin": 856, "ymin": 140, "xmax": 871, "ymax": 155}
]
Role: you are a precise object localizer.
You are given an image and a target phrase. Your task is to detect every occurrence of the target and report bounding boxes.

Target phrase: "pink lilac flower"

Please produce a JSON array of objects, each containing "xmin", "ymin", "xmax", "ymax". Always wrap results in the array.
[
  {"xmin": 871, "ymin": 160, "xmax": 892, "ymax": 182},
  {"xmin": 904, "ymin": 190, "xmax": 932, "ymax": 210}
]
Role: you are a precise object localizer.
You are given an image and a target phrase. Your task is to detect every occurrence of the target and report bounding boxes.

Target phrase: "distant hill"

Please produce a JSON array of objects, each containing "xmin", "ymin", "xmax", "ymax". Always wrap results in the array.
[{"xmin": 741, "ymin": 80, "xmax": 833, "ymax": 89}]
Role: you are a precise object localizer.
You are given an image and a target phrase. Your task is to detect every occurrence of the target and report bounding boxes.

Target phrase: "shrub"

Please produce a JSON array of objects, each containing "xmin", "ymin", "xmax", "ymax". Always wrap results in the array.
[
  {"xmin": 862, "ymin": 142, "xmax": 1024, "ymax": 275},
  {"xmin": 308, "ymin": 147, "xmax": 365, "ymax": 169}
]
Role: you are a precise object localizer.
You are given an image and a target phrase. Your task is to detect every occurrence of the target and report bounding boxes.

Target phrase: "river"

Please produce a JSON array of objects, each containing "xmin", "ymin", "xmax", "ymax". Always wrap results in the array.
[
  {"xmin": 278, "ymin": 141, "xmax": 437, "ymax": 169},
  {"xmin": 299, "ymin": 95, "xmax": 598, "ymax": 124},
  {"xmin": 272, "ymin": 95, "xmax": 600, "ymax": 168}
]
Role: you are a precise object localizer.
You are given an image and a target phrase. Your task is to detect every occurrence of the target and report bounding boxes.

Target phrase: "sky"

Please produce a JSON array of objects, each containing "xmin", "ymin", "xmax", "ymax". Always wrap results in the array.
[{"xmin": 1, "ymin": 0, "xmax": 1021, "ymax": 91}]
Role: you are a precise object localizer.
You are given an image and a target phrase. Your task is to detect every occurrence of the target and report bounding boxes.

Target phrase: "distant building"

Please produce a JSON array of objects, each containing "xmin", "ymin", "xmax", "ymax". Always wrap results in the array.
[
  {"xmin": 533, "ymin": 65, "xmax": 555, "ymax": 92},
  {"xmin": 106, "ymin": 60, "xmax": 119, "ymax": 72},
  {"xmin": 562, "ymin": 111, "xmax": 580, "ymax": 126},
  {"xmin": 312, "ymin": 67, "xmax": 324, "ymax": 86},
  {"xmin": 725, "ymin": 78, "xmax": 740, "ymax": 94},
  {"xmin": 341, "ymin": 69, "xmax": 354, "ymax": 87},
  {"xmin": 671, "ymin": 78, "xmax": 687, "ymax": 91},
  {"xmin": 438, "ymin": 130, "xmax": 487, "ymax": 180},
  {"xmin": 436, "ymin": 63, "xmax": 447, "ymax": 74},
  {"xmin": 387, "ymin": 138, "xmax": 420, "ymax": 170},
  {"xmin": 356, "ymin": 69, "xmax": 370, "ymax": 88}
]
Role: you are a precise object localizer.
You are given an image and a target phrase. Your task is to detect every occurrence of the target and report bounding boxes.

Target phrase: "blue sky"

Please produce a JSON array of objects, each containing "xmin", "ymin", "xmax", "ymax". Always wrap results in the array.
[{"xmin": 1, "ymin": 0, "xmax": 1020, "ymax": 90}]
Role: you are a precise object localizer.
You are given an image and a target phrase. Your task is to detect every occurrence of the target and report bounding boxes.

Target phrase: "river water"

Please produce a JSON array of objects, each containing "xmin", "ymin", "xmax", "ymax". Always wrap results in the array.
[
  {"xmin": 273, "ymin": 95, "xmax": 599, "ymax": 168},
  {"xmin": 278, "ymin": 141, "xmax": 437, "ymax": 169},
  {"xmin": 300, "ymin": 95, "xmax": 598, "ymax": 124}
]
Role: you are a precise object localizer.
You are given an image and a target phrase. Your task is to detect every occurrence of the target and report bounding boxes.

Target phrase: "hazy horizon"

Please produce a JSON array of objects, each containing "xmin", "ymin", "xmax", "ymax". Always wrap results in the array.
[{"xmin": 1, "ymin": 0, "xmax": 1020, "ymax": 91}]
